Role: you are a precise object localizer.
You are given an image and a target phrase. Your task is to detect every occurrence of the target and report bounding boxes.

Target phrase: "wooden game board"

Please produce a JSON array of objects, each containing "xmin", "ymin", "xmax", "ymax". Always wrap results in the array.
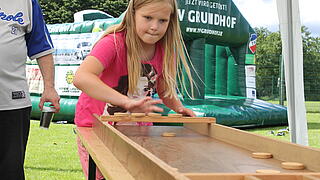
[{"xmin": 76, "ymin": 115, "xmax": 320, "ymax": 180}]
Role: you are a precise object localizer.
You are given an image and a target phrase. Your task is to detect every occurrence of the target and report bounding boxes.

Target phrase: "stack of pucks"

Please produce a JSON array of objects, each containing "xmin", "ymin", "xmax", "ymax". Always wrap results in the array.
[
  {"xmin": 130, "ymin": 113, "xmax": 145, "ymax": 117},
  {"xmin": 251, "ymin": 152, "xmax": 273, "ymax": 159},
  {"xmin": 147, "ymin": 112, "xmax": 162, "ymax": 117},
  {"xmin": 281, "ymin": 162, "xmax": 305, "ymax": 170},
  {"xmin": 113, "ymin": 112, "xmax": 129, "ymax": 117},
  {"xmin": 168, "ymin": 113, "xmax": 182, "ymax": 117}
]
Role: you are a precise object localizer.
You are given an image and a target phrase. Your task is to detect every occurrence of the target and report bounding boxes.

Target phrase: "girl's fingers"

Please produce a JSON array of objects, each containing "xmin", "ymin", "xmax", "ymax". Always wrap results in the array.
[
  {"xmin": 148, "ymin": 99, "xmax": 163, "ymax": 105},
  {"xmin": 149, "ymin": 105, "xmax": 163, "ymax": 113},
  {"xmin": 127, "ymin": 97, "xmax": 163, "ymax": 113},
  {"xmin": 178, "ymin": 107, "xmax": 196, "ymax": 117},
  {"xmin": 142, "ymin": 99, "xmax": 163, "ymax": 113},
  {"xmin": 142, "ymin": 96, "xmax": 152, "ymax": 102}
]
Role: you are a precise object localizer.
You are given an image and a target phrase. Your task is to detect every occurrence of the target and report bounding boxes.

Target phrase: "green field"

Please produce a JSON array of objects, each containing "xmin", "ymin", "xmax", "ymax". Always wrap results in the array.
[
  {"xmin": 246, "ymin": 101, "xmax": 320, "ymax": 148},
  {"xmin": 267, "ymin": 100, "xmax": 320, "ymax": 113},
  {"xmin": 247, "ymin": 113, "xmax": 320, "ymax": 149},
  {"xmin": 25, "ymin": 121, "xmax": 84, "ymax": 180}
]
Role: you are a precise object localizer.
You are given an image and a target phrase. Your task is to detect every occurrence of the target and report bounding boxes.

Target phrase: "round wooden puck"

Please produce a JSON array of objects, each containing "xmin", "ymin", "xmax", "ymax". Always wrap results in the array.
[
  {"xmin": 131, "ymin": 113, "xmax": 145, "ymax": 117},
  {"xmin": 147, "ymin": 113, "xmax": 162, "ymax": 117},
  {"xmin": 113, "ymin": 112, "xmax": 129, "ymax": 117},
  {"xmin": 252, "ymin": 152, "xmax": 273, "ymax": 159},
  {"xmin": 168, "ymin": 113, "xmax": 182, "ymax": 118},
  {"xmin": 256, "ymin": 169, "xmax": 281, "ymax": 173},
  {"xmin": 161, "ymin": 132, "xmax": 176, "ymax": 137},
  {"xmin": 281, "ymin": 162, "xmax": 305, "ymax": 170}
]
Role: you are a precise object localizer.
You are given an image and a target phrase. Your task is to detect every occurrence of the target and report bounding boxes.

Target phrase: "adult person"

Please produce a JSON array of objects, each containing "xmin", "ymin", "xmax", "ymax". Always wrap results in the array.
[{"xmin": 0, "ymin": 0, "xmax": 60, "ymax": 179}]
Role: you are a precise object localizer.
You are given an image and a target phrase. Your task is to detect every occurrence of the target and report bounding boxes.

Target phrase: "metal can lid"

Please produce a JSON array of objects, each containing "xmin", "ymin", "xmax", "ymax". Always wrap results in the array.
[{"xmin": 42, "ymin": 106, "xmax": 56, "ymax": 112}]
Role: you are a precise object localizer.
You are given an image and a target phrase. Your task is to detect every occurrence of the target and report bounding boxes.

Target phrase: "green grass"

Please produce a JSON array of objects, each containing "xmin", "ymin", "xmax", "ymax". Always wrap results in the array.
[
  {"xmin": 25, "ymin": 120, "xmax": 85, "ymax": 180},
  {"xmin": 268, "ymin": 100, "xmax": 320, "ymax": 113},
  {"xmin": 246, "ymin": 113, "xmax": 320, "ymax": 149}
]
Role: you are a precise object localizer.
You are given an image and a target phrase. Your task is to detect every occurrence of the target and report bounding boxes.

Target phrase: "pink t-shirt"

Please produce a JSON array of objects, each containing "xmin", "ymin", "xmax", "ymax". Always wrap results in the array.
[{"xmin": 75, "ymin": 32, "xmax": 164, "ymax": 127}]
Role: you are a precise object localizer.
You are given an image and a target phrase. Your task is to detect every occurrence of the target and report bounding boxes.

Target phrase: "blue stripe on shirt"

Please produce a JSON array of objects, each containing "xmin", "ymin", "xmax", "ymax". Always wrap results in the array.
[{"xmin": 25, "ymin": 0, "xmax": 54, "ymax": 58}]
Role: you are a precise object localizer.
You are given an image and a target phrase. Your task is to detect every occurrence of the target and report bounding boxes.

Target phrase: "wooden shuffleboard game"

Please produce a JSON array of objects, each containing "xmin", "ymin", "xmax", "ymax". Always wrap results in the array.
[{"xmin": 76, "ymin": 114, "xmax": 320, "ymax": 180}]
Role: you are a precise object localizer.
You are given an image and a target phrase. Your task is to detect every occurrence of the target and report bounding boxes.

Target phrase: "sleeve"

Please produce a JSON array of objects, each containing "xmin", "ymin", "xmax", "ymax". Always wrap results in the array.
[
  {"xmin": 25, "ymin": 0, "xmax": 54, "ymax": 60},
  {"xmin": 89, "ymin": 35, "xmax": 117, "ymax": 69}
]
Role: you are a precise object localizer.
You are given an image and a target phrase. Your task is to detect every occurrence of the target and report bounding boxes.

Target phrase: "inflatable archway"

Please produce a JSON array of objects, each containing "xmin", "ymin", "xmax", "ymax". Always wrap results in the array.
[{"xmin": 26, "ymin": 0, "xmax": 287, "ymax": 127}]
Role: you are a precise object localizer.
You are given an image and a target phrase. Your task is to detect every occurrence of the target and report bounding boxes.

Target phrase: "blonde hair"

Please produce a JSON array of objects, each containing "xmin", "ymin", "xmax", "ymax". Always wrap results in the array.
[{"xmin": 100, "ymin": 0, "xmax": 194, "ymax": 99}]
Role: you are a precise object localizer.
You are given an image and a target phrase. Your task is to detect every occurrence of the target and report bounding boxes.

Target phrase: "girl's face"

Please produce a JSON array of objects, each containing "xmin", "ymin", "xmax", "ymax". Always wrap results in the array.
[{"xmin": 134, "ymin": 2, "xmax": 171, "ymax": 47}]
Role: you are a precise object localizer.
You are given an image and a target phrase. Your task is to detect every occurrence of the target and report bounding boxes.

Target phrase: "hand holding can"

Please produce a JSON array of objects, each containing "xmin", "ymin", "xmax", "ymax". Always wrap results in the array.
[{"xmin": 40, "ymin": 106, "xmax": 56, "ymax": 129}]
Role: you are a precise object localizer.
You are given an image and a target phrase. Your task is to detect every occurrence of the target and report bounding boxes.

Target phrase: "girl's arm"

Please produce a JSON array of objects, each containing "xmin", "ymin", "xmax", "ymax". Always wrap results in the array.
[
  {"xmin": 73, "ymin": 56, "xmax": 163, "ymax": 113},
  {"xmin": 157, "ymin": 77, "xmax": 196, "ymax": 117}
]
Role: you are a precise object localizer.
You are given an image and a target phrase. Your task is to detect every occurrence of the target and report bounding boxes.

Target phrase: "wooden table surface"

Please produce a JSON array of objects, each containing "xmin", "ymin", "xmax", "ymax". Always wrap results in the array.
[{"xmin": 115, "ymin": 125, "xmax": 311, "ymax": 174}]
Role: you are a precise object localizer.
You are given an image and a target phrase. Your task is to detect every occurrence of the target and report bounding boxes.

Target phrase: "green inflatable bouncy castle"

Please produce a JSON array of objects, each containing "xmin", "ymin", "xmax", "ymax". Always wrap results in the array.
[{"xmin": 26, "ymin": 0, "xmax": 287, "ymax": 127}]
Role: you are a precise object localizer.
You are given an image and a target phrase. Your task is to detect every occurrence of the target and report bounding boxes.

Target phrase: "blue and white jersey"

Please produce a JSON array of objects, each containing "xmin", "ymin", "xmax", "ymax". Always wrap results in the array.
[{"xmin": 0, "ymin": 0, "xmax": 54, "ymax": 110}]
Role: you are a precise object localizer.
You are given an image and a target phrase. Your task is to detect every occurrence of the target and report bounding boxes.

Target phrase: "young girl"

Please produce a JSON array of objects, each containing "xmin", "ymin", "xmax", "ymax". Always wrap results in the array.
[{"xmin": 73, "ymin": 0, "xmax": 195, "ymax": 179}]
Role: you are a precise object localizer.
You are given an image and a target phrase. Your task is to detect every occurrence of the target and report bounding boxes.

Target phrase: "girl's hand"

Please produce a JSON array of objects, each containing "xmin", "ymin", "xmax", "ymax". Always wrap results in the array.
[
  {"xmin": 124, "ymin": 97, "xmax": 163, "ymax": 114},
  {"xmin": 176, "ymin": 106, "xmax": 196, "ymax": 117}
]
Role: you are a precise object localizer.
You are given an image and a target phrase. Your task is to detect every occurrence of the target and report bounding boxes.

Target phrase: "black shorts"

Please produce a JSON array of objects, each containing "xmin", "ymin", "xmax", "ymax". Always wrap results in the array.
[{"xmin": 0, "ymin": 106, "xmax": 32, "ymax": 180}]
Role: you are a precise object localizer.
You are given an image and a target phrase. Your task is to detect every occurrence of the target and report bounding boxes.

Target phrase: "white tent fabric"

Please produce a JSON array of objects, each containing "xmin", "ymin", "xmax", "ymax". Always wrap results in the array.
[{"xmin": 276, "ymin": 0, "xmax": 308, "ymax": 145}]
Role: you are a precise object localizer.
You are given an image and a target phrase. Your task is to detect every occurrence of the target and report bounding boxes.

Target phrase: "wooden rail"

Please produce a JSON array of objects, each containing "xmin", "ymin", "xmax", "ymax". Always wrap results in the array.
[{"xmin": 100, "ymin": 115, "xmax": 216, "ymax": 123}]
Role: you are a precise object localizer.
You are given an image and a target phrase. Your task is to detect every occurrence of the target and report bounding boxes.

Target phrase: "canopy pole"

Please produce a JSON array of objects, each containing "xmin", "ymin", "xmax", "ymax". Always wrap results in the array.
[{"xmin": 277, "ymin": 0, "xmax": 308, "ymax": 145}]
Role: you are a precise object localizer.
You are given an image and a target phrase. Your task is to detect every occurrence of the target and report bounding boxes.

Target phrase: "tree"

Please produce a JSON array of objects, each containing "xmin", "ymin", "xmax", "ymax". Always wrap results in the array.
[
  {"xmin": 255, "ymin": 26, "xmax": 320, "ymax": 100},
  {"xmin": 301, "ymin": 26, "xmax": 320, "ymax": 100},
  {"xmin": 254, "ymin": 27, "xmax": 282, "ymax": 99},
  {"xmin": 39, "ymin": 0, "xmax": 128, "ymax": 24}
]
